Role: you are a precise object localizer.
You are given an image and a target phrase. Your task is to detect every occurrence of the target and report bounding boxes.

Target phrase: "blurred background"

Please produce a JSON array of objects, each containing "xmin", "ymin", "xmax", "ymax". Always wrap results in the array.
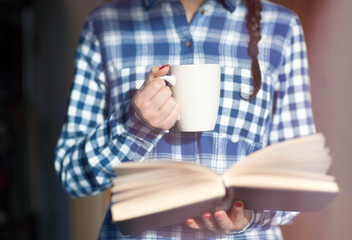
[{"xmin": 0, "ymin": 0, "xmax": 351, "ymax": 239}]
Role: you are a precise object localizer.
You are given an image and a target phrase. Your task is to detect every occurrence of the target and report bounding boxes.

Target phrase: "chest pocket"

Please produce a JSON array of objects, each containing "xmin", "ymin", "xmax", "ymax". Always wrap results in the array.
[{"xmin": 215, "ymin": 66, "xmax": 274, "ymax": 145}]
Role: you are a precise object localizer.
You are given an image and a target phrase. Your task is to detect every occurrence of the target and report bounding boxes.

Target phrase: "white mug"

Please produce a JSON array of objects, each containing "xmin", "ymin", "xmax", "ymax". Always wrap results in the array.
[{"xmin": 160, "ymin": 64, "xmax": 221, "ymax": 132}]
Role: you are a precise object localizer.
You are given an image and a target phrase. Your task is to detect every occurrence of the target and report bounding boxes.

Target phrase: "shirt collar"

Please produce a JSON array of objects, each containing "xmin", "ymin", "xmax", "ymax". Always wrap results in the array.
[{"xmin": 142, "ymin": 0, "xmax": 240, "ymax": 13}]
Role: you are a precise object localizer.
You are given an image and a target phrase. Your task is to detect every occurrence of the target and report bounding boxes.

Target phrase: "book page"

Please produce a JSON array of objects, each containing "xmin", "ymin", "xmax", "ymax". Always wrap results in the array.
[
  {"xmin": 224, "ymin": 133, "xmax": 332, "ymax": 178},
  {"xmin": 223, "ymin": 174, "xmax": 339, "ymax": 192},
  {"xmin": 112, "ymin": 169, "xmax": 191, "ymax": 192},
  {"xmin": 226, "ymin": 156, "xmax": 331, "ymax": 177},
  {"xmin": 111, "ymin": 160, "xmax": 226, "ymax": 221},
  {"xmin": 111, "ymin": 172, "xmax": 221, "ymax": 202},
  {"xmin": 112, "ymin": 177, "xmax": 225, "ymax": 221},
  {"xmin": 113, "ymin": 160, "xmax": 214, "ymax": 176},
  {"xmin": 112, "ymin": 161, "xmax": 219, "ymax": 193},
  {"xmin": 224, "ymin": 168, "xmax": 336, "ymax": 182}
]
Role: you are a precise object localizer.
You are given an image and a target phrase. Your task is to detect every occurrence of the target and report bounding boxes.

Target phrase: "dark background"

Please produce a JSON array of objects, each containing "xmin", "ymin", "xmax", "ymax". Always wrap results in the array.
[
  {"xmin": 0, "ymin": 0, "xmax": 104, "ymax": 239},
  {"xmin": 1, "ymin": 0, "xmax": 351, "ymax": 239}
]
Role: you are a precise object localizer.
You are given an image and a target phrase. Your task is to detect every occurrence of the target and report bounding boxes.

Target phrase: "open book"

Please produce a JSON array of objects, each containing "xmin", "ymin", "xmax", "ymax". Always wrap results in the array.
[{"xmin": 111, "ymin": 133, "xmax": 340, "ymax": 235}]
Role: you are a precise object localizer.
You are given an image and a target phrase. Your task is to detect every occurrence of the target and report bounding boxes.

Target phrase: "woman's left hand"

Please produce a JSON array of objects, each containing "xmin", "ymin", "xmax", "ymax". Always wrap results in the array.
[{"xmin": 186, "ymin": 201, "xmax": 252, "ymax": 234}]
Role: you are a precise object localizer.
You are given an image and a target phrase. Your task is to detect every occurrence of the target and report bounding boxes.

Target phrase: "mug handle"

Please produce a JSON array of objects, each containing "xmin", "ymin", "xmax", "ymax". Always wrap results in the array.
[{"xmin": 159, "ymin": 76, "xmax": 176, "ymax": 86}]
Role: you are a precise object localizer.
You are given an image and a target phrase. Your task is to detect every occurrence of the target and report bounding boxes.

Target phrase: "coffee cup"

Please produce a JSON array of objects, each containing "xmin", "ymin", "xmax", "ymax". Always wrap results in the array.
[{"xmin": 160, "ymin": 64, "xmax": 220, "ymax": 132}]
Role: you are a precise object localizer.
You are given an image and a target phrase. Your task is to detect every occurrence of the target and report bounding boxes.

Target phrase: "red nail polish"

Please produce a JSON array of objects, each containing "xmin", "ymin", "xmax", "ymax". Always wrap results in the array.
[
  {"xmin": 186, "ymin": 219, "xmax": 192, "ymax": 224},
  {"xmin": 235, "ymin": 202, "xmax": 243, "ymax": 208},
  {"xmin": 215, "ymin": 212, "xmax": 224, "ymax": 218},
  {"xmin": 204, "ymin": 213, "xmax": 211, "ymax": 219},
  {"xmin": 159, "ymin": 64, "xmax": 169, "ymax": 70}
]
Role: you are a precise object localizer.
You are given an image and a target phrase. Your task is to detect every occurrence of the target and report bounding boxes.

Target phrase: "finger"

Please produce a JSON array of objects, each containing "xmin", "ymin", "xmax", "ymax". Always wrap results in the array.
[
  {"xmin": 185, "ymin": 217, "xmax": 204, "ymax": 229},
  {"xmin": 145, "ymin": 65, "xmax": 169, "ymax": 84},
  {"xmin": 156, "ymin": 64, "xmax": 170, "ymax": 77},
  {"xmin": 229, "ymin": 201, "xmax": 250, "ymax": 231},
  {"xmin": 150, "ymin": 85, "xmax": 172, "ymax": 110},
  {"xmin": 202, "ymin": 212, "xmax": 219, "ymax": 233},
  {"xmin": 145, "ymin": 65, "xmax": 162, "ymax": 84},
  {"xmin": 229, "ymin": 201, "xmax": 245, "ymax": 222},
  {"xmin": 148, "ymin": 97, "xmax": 178, "ymax": 130},
  {"xmin": 158, "ymin": 99, "xmax": 181, "ymax": 129},
  {"xmin": 137, "ymin": 78, "xmax": 166, "ymax": 103},
  {"xmin": 138, "ymin": 64, "xmax": 170, "ymax": 101},
  {"xmin": 214, "ymin": 210, "xmax": 233, "ymax": 234}
]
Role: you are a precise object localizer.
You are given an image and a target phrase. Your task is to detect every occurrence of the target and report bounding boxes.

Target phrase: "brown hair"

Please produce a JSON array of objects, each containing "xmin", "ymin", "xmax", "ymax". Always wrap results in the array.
[{"xmin": 241, "ymin": 0, "xmax": 263, "ymax": 100}]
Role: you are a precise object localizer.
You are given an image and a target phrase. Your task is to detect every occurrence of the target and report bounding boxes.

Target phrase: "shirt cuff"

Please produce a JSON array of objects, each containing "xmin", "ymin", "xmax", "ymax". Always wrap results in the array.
[{"xmin": 123, "ymin": 102, "xmax": 168, "ymax": 146}]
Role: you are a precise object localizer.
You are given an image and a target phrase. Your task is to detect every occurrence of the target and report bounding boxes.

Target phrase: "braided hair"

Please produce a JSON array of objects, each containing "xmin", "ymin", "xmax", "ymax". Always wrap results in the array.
[{"xmin": 241, "ymin": 0, "xmax": 263, "ymax": 100}]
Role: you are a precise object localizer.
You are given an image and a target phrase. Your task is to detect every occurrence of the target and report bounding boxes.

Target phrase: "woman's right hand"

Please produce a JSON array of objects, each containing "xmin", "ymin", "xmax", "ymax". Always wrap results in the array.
[{"xmin": 134, "ymin": 65, "xmax": 181, "ymax": 130}]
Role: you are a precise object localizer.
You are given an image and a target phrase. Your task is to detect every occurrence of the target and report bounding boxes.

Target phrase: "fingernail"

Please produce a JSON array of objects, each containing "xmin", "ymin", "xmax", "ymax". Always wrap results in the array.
[
  {"xmin": 204, "ymin": 213, "xmax": 211, "ymax": 219},
  {"xmin": 186, "ymin": 219, "xmax": 193, "ymax": 224},
  {"xmin": 215, "ymin": 211, "xmax": 224, "ymax": 219},
  {"xmin": 235, "ymin": 202, "xmax": 243, "ymax": 208},
  {"xmin": 159, "ymin": 64, "xmax": 169, "ymax": 70}
]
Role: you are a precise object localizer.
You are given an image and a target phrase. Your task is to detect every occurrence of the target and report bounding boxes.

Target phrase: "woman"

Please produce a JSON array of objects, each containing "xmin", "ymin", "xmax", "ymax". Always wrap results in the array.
[{"xmin": 55, "ymin": 0, "xmax": 315, "ymax": 239}]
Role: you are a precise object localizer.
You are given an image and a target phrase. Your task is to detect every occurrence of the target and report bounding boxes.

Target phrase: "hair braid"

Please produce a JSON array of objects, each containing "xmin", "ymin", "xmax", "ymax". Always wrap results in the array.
[{"xmin": 241, "ymin": 0, "xmax": 263, "ymax": 100}]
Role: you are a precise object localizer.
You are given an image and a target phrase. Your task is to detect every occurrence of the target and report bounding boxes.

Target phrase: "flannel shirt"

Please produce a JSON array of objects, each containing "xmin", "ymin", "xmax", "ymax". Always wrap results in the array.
[{"xmin": 55, "ymin": 0, "xmax": 316, "ymax": 239}]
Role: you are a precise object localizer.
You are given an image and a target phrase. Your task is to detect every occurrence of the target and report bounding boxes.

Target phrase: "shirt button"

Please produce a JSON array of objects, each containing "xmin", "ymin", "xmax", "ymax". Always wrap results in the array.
[
  {"xmin": 186, "ymin": 40, "xmax": 192, "ymax": 47},
  {"xmin": 201, "ymin": 9, "xmax": 206, "ymax": 15}
]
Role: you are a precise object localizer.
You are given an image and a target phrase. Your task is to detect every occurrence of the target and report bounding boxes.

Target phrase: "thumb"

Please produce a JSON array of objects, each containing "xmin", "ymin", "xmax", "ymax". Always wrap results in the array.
[
  {"xmin": 229, "ymin": 201, "xmax": 245, "ymax": 225},
  {"xmin": 146, "ymin": 64, "xmax": 169, "ymax": 83},
  {"xmin": 230, "ymin": 201, "xmax": 252, "ymax": 231},
  {"xmin": 145, "ymin": 65, "xmax": 160, "ymax": 84},
  {"xmin": 156, "ymin": 64, "xmax": 170, "ymax": 77}
]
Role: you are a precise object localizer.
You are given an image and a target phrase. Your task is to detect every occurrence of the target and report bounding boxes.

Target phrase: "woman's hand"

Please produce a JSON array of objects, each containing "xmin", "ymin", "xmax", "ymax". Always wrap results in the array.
[
  {"xmin": 134, "ymin": 65, "xmax": 181, "ymax": 130},
  {"xmin": 186, "ymin": 201, "xmax": 252, "ymax": 234}
]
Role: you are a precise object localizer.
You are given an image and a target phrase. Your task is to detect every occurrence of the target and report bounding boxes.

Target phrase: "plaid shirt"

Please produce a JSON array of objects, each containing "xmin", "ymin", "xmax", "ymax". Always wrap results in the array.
[{"xmin": 55, "ymin": 0, "xmax": 315, "ymax": 239}]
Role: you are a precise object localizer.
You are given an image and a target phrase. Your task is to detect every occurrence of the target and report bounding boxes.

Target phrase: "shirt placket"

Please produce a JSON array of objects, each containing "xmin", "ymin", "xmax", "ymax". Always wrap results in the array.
[
  {"xmin": 170, "ymin": 1, "xmax": 216, "ymax": 65},
  {"xmin": 168, "ymin": 1, "xmax": 196, "ymax": 64}
]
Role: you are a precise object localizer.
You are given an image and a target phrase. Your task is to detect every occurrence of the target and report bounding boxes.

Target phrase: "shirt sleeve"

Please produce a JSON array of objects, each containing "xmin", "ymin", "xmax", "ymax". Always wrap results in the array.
[
  {"xmin": 243, "ymin": 15, "xmax": 316, "ymax": 232},
  {"xmin": 54, "ymin": 18, "xmax": 165, "ymax": 198}
]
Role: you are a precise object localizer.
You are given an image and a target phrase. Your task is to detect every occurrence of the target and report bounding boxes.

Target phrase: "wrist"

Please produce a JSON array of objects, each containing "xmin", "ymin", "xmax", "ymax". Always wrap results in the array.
[{"xmin": 125, "ymin": 101, "xmax": 168, "ymax": 143}]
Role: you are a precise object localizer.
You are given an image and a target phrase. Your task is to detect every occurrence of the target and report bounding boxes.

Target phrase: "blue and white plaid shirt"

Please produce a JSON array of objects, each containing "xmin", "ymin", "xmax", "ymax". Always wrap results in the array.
[{"xmin": 55, "ymin": 0, "xmax": 315, "ymax": 239}]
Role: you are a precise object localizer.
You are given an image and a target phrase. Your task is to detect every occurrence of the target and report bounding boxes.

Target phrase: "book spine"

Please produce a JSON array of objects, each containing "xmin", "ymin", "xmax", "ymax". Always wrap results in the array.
[{"xmin": 215, "ymin": 187, "xmax": 234, "ymax": 212}]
